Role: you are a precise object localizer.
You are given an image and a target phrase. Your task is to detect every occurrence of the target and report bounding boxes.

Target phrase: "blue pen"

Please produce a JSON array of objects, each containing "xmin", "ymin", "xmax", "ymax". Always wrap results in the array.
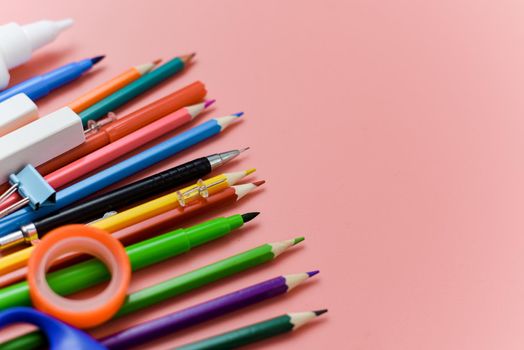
[
  {"xmin": 0, "ymin": 114, "xmax": 241, "ymax": 235},
  {"xmin": 0, "ymin": 56, "xmax": 105, "ymax": 103}
]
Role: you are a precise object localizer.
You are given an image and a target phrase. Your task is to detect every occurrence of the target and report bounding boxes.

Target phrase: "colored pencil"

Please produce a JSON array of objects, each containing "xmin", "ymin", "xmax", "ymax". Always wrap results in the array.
[
  {"xmin": 101, "ymin": 271, "xmax": 318, "ymax": 349},
  {"xmin": 68, "ymin": 59, "xmax": 160, "ymax": 113},
  {"xmin": 78, "ymin": 54, "xmax": 195, "ymax": 127},
  {"xmin": 0, "ymin": 56, "xmax": 104, "ymax": 103},
  {"xmin": 0, "ymin": 182, "xmax": 263, "ymax": 288},
  {"xmin": 0, "ymin": 169, "xmax": 252, "ymax": 274},
  {"xmin": 0, "ymin": 237, "xmax": 302, "ymax": 350},
  {"xmin": 113, "ymin": 181, "xmax": 266, "ymax": 246},
  {"xmin": 36, "ymin": 81, "xmax": 206, "ymax": 177},
  {"xmin": 0, "ymin": 100, "xmax": 215, "ymax": 214},
  {"xmin": 176, "ymin": 310, "xmax": 327, "ymax": 350},
  {"xmin": 0, "ymin": 113, "xmax": 242, "ymax": 236}
]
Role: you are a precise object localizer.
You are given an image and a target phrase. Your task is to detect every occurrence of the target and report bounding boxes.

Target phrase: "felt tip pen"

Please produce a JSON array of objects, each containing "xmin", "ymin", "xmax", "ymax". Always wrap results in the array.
[{"xmin": 0, "ymin": 56, "xmax": 105, "ymax": 103}]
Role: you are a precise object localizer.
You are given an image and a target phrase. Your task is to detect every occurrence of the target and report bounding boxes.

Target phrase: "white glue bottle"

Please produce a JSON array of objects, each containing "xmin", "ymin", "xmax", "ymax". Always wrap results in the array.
[{"xmin": 0, "ymin": 19, "xmax": 74, "ymax": 89}]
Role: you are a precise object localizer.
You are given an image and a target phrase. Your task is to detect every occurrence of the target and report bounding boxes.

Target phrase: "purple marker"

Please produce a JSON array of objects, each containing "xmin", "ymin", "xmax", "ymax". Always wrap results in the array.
[{"xmin": 100, "ymin": 271, "xmax": 319, "ymax": 349}]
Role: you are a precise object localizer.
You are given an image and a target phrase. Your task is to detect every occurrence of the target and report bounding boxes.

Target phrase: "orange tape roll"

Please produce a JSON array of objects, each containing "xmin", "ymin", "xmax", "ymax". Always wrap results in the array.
[{"xmin": 27, "ymin": 225, "xmax": 131, "ymax": 329}]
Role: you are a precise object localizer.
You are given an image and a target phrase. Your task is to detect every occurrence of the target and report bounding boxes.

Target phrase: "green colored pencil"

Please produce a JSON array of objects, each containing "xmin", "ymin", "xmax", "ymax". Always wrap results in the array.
[
  {"xmin": 78, "ymin": 54, "xmax": 194, "ymax": 127},
  {"xmin": 176, "ymin": 310, "xmax": 327, "ymax": 350},
  {"xmin": 0, "ymin": 236, "xmax": 304, "ymax": 350}
]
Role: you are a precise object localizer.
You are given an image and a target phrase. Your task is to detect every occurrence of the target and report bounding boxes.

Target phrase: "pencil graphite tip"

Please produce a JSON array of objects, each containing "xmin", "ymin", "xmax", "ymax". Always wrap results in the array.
[
  {"xmin": 314, "ymin": 309, "xmax": 328, "ymax": 316},
  {"xmin": 91, "ymin": 55, "xmax": 105, "ymax": 65},
  {"xmin": 239, "ymin": 147, "xmax": 250, "ymax": 153},
  {"xmin": 204, "ymin": 99, "xmax": 216, "ymax": 108},
  {"xmin": 180, "ymin": 52, "xmax": 196, "ymax": 64},
  {"xmin": 253, "ymin": 180, "xmax": 265, "ymax": 187},
  {"xmin": 153, "ymin": 58, "xmax": 162, "ymax": 66},
  {"xmin": 232, "ymin": 112, "xmax": 244, "ymax": 117},
  {"xmin": 293, "ymin": 237, "xmax": 305, "ymax": 245},
  {"xmin": 245, "ymin": 168, "xmax": 256, "ymax": 176},
  {"xmin": 307, "ymin": 270, "xmax": 320, "ymax": 277},
  {"xmin": 241, "ymin": 212, "xmax": 260, "ymax": 223}
]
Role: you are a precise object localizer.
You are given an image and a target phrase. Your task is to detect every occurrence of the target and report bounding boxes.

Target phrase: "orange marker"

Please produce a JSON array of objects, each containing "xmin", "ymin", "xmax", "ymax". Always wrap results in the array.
[{"xmin": 67, "ymin": 59, "xmax": 161, "ymax": 113}]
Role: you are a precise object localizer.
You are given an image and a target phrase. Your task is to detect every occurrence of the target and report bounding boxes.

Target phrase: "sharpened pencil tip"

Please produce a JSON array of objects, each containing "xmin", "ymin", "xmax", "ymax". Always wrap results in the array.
[
  {"xmin": 91, "ymin": 55, "xmax": 105, "ymax": 65},
  {"xmin": 314, "ymin": 309, "xmax": 328, "ymax": 316},
  {"xmin": 180, "ymin": 52, "xmax": 196, "ymax": 64},
  {"xmin": 204, "ymin": 99, "xmax": 216, "ymax": 108},
  {"xmin": 293, "ymin": 237, "xmax": 305, "ymax": 245},
  {"xmin": 253, "ymin": 180, "xmax": 265, "ymax": 187},
  {"xmin": 232, "ymin": 112, "xmax": 244, "ymax": 117},
  {"xmin": 239, "ymin": 147, "xmax": 250, "ymax": 153},
  {"xmin": 153, "ymin": 58, "xmax": 162, "ymax": 65},
  {"xmin": 241, "ymin": 212, "xmax": 260, "ymax": 223},
  {"xmin": 245, "ymin": 168, "xmax": 256, "ymax": 176},
  {"xmin": 307, "ymin": 270, "xmax": 320, "ymax": 277}
]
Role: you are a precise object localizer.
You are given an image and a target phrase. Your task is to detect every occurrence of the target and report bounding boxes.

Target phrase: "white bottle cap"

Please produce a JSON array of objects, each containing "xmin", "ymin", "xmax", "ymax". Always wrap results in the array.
[
  {"xmin": 0, "ymin": 94, "xmax": 38, "ymax": 137},
  {"xmin": 0, "ymin": 107, "xmax": 85, "ymax": 183},
  {"xmin": 0, "ymin": 19, "xmax": 74, "ymax": 89}
]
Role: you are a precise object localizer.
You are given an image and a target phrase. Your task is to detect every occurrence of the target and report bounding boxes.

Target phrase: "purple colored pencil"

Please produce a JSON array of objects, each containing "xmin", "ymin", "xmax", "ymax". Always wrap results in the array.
[{"xmin": 100, "ymin": 271, "xmax": 319, "ymax": 349}]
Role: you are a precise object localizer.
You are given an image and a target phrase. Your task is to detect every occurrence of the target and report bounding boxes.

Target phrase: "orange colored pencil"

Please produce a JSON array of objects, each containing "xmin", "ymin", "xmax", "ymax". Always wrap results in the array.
[{"xmin": 67, "ymin": 59, "xmax": 161, "ymax": 113}]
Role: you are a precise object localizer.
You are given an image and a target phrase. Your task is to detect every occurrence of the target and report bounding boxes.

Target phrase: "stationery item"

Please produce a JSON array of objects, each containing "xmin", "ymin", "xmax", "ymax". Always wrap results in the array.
[
  {"xmin": 0, "ymin": 94, "xmax": 38, "ymax": 137},
  {"xmin": 0, "ymin": 113, "xmax": 242, "ymax": 236},
  {"xmin": 79, "ymin": 54, "xmax": 195, "ymax": 127},
  {"xmin": 176, "ymin": 310, "xmax": 327, "ymax": 350},
  {"xmin": 27, "ymin": 225, "xmax": 131, "ymax": 328},
  {"xmin": 0, "ymin": 235, "xmax": 300, "ymax": 350},
  {"xmin": 0, "ymin": 100, "xmax": 215, "ymax": 216},
  {"xmin": 68, "ymin": 59, "xmax": 160, "ymax": 113},
  {"xmin": 2, "ymin": 165, "xmax": 56, "ymax": 213},
  {"xmin": 0, "ymin": 214, "xmax": 257, "ymax": 309},
  {"xmin": 114, "ymin": 181, "xmax": 265, "ymax": 246},
  {"xmin": 0, "ymin": 307, "xmax": 104, "ymax": 350},
  {"xmin": 101, "ymin": 270, "xmax": 318, "ymax": 349},
  {"xmin": 0, "ymin": 107, "xmax": 84, "ymax": 183},
  {"xmin": 0, "ymin": 182, "xmax": 262, "ymax": 288},
  {"xmin": 0, "ymin": 19, "xmax": 73, "ymax": 89},
  {"xmin": 0, "ymin": 169, "xmax": 252, "ymax": 274},
  {"xmin": 36, "ymin": 81, "xmax": 206, "ymax": 176},
  {"xmin": 0, "ymin": 56, "xmax": 104, "ymax": 103}
]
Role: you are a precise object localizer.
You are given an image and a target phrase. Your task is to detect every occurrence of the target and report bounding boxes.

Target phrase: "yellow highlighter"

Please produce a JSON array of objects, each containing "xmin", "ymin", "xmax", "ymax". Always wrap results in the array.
[{"xmin": 0, "ymin": 169, "xmax": 254, "ymax": 275}]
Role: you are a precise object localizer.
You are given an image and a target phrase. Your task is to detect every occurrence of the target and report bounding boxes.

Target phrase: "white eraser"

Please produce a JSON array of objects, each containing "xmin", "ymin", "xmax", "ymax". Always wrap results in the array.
[
  {"xmin": 0, "ymin": 94, "xmax": 38, "ymax": 137},
  {"xmin": 0, "ymin": 107, "xmax": 85, "ymax": 182}
]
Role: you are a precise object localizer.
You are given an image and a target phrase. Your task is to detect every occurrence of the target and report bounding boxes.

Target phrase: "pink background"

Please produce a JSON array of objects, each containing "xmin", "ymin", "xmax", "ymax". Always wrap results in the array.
[{"xmin": 1, "ymin": 0, "xmax": 524, "ymax": 349}]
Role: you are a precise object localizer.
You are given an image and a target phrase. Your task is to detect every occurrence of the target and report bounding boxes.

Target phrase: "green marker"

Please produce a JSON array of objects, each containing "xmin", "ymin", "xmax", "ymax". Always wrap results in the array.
[
  {"xmin": 0, "ymin": 236, "xmax": 304, "ymax": 350},
  {"xmin": 0, "ymin": 212, "xmax": 256, "ymax": 310},
  {"xmin": 79, "ymin": 54, "xmax": 194, "ymax": 127},
  {"xmin": 177, "ymin": 310, "xmax": 327, "ymax": 350}
]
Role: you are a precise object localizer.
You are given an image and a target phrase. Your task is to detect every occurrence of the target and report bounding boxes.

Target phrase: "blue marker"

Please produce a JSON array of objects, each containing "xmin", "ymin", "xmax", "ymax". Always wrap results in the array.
[
  {"xmin": 0, "ymin": 55, "xmax": 105, "ymax": 103},
  {"xmin": 0, "ymin": 114, "xmax": 241, "ymax": 235}
]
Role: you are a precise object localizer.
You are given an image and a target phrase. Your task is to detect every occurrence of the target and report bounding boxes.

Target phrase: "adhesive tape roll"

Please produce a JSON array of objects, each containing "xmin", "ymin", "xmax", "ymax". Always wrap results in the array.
[{"xmin": 27, "ymin": 224, "xmax": 131, "ymax": 329}]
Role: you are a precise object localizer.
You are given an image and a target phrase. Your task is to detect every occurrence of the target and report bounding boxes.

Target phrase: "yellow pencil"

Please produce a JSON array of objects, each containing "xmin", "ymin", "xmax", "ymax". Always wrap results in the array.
[{"xmin": 0, "ymin": 169, "xmax": 255, "ymax": 275}]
